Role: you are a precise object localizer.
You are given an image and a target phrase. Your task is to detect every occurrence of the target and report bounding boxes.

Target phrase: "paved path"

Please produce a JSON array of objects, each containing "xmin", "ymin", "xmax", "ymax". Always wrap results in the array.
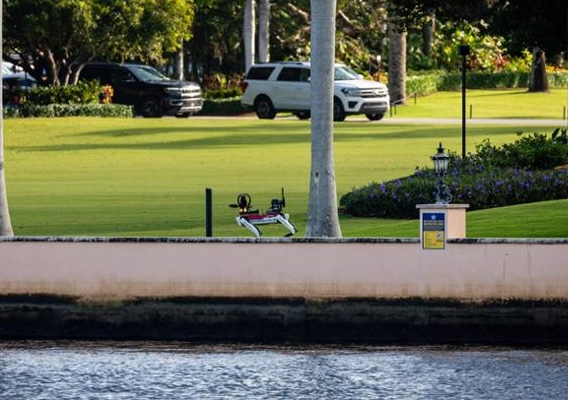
[
  {"xmin": 195, "ymin": 115, "xmax": 567, "ymax": 126},
  {"xmin": 379, "ymin": 117, "xmax": 567, "ymax": 126}
]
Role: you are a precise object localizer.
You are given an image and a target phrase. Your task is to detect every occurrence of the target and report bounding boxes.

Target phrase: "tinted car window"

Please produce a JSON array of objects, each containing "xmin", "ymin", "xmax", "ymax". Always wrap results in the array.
[
  {"xmin": 277, "ymin": 67, "xmax": 309, "ymax": 82},
  {"xmin": 246, "ymin": 66, "xmax": 274, "ymax": 80},
  {"xmin": 334, "ymin": 65, "xmax": 360, "ymax": 80},
  {"xmin": 112, "ymin": 67, "xmax": 135, "ymax": 82},
  {"xmin": 126, "ymin": 65, "xmax": 168, "ymax": 82},
  {"xmin": 80, "ymin": 66, "xmax": 112, "ymax": 84}
]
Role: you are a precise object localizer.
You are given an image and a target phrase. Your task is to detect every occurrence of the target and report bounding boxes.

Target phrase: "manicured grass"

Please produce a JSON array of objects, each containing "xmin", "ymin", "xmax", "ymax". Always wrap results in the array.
[
  {"xmin": 4, "ymin": 90, "xmax": 568, "ymax": 238},
  {"xmin": 393, "ymin": 89, "xmax": 568, "ymax": 120},
  {"xmin": 339, "ymin": 199, "xmax": 568, "ymax": 238}
]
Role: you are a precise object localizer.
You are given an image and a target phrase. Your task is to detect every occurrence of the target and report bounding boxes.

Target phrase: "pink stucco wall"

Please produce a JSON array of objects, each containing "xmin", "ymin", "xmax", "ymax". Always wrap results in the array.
[{"xmin": 1, "ymin": 238, "xmax": 567, "ymax": 301}]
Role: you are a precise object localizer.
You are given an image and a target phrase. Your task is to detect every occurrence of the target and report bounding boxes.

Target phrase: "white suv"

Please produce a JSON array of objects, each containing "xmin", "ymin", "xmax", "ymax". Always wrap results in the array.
[{"xmin": 240, "ymin": 61, "xmax": 390, "ymax": 121}]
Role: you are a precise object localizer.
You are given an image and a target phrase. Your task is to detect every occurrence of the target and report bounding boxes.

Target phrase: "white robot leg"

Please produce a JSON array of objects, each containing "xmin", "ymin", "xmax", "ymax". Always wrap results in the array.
[
  {"xmin": 236, "ymin": 216, "xmax": 261, "ymax": 238},
  {"xmin": 276, "ymin": 213, "xmax": 297, "ymax": 236}
]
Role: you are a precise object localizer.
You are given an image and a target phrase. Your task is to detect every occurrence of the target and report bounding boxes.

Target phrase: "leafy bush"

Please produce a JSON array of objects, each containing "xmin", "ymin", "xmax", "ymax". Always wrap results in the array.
[
  {"xmin": 406, "ymin": 73, "xmax": 440, "ymax": 97},
  {"xmin": 5, "ymin": 104, "xmax": 133, "ymax": 118},
  {"xmin": 475, "ymin": 131, "xmax": 568, "ymax": 170},
  {"xmin": 340, "ymin": 172, "xmax": 436, "ymax": 219},
  {"xmin": 340, "ymin": 130, "xmax": 568, "ymax": 219},
  {"xmin": 204, "ymin": 88, "xmax": 242, "ymax": 99},
  {"xmin": 407, "ymin": 70, "xmax": 563, "ymax": 94},
  {"xmin": 200, "ymin": 97, "xmax": 250, "ymax": 116},
  {"xmin": 548, "ymin": 71, "xmax": 568, "ymax": 88},
  {"xmin": 437, "ymin": 71, "xmax": 531, "ymax": 91},
  {"xmin": 25, "ymin": 81, "xmax": 101, "ymax": 105},
  {"xmin": 202, "ymin": 73, "xmax": 243, "ymax": 99},
  {"xmin": 3, "ymin": 80, "xmax": 135, "ymax": 118}
]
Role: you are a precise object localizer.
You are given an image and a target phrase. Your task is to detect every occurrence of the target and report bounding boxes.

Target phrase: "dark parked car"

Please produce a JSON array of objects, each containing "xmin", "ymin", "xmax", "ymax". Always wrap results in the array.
[{"xmin": 78, "ymin": 62, "xmax": 203, "ymax": 118}]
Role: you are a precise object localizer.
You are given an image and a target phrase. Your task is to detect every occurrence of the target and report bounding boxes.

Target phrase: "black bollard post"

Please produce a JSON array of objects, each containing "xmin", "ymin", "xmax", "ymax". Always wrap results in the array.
[
  {"xmin": 205, "ymin": 187, "xmax": 212, "ymax": 237},
  {"xmin": 459, "ymin": 45, "xmax": 470, "ymax": 159}
]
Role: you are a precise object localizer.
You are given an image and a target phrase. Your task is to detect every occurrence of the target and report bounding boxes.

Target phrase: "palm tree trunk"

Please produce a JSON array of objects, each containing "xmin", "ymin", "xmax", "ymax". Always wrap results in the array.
[
  {"xmin": 305, "ymin": 0, "xmax": 342, "ymax": 238},
  {"xmin": 0, "ymin": 2, "xmax": 14, "ymax": 236},
  {"xmin": 258, "ymin": 0, "xmax": 270, "ymax": 63},
  {"xmin": 173, "ymin": 39, "xmax": 184, "ymax": 80},
  {"xmin": 388, "ymin": 21, "xmax": 407, "ymax": 105},
  {"xmin": 422, "ymin": 12, "xmax": 435, "ymax": 59},
  {"xmin": 528, "ymin": 47, "xmax": 549, "ymax": 92},
  {"xmin": 243, "ymin": 0, "xmax": 256, "ymax": 71}
]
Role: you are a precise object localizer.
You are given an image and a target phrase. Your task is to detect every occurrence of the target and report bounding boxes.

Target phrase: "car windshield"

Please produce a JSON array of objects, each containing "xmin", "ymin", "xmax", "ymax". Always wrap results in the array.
[
  {"xmin": 334, "ymin": 65, "xmax": 361, "ymax": 81},
  {"xmin": 128, "ymin": 65, "xmax": 169, "ymax": 82}
]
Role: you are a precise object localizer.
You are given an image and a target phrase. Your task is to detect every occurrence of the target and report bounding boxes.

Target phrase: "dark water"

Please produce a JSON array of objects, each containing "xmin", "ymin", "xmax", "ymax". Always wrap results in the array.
[{"xmin": 0, "ymin": 342, "xmax": 567, "ymax": 400}]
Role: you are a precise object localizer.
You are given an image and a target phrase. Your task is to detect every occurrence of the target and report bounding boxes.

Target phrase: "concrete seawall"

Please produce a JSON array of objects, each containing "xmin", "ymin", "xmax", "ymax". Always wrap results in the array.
[{"xmin": 1, "ymin": 236, "xmax": 568, "ymax": 345}]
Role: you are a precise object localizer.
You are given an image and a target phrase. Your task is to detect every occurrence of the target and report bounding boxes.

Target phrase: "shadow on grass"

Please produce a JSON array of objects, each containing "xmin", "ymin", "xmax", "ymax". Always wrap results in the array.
[
  {"xmin": 12, "ymin": 124, "xmax": 522, "ymax": 153},
  {"xmin": 471, "ymin": 90, "xmax": 529, "ymax": 98}
]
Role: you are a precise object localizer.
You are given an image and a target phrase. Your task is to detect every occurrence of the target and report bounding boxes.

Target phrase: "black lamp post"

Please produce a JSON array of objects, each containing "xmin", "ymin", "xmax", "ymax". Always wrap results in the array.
[
  {"xmin": 458, "ymin": 45, "xmax": 470, "ymax": 159},
  {"xmin": 431, "ymin": 142, "xmax": 452, "ymax": 204}
]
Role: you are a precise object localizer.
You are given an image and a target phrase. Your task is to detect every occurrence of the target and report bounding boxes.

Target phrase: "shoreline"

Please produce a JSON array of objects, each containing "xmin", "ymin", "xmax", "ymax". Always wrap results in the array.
[{"xmin": 1, "ymin": 295, "xmax": 567, "ymax": 345}]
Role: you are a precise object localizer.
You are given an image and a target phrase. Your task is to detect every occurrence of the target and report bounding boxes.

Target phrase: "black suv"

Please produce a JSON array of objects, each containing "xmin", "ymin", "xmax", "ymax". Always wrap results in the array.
[{"xmin": 78, "ymin": 62, "xmax": 203, "ymax": 118}]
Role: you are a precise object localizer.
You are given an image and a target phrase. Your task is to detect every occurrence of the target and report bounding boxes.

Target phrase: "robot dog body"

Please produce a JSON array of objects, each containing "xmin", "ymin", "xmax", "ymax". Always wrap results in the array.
[{"xmin": 230, "ymin": 190, "xmax": 297, "ymax": 238}]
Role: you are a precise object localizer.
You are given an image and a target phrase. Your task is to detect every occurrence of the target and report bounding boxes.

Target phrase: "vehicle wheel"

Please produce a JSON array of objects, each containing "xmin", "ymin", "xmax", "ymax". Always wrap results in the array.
[
  {"xmin": 175, "ymin": 112, "xmax": 192, "ymax": 118},
  {"xmin": 366, "ymin": 113, "xmax": 384, "ymax": 121},
  {"xmin": 294, "ymin": 111, "xmax": 311, "ymax": 120},
  {"xmin": 141, "ymin": 98, "xmax": 162, "ymax": 118},
  {"xmin": 333, "ymin": 98, "xmax": 346, "ymax": 122},
  {"xmin": 254, "ymin": 95, "xmax": 276, "ymax": 119}
]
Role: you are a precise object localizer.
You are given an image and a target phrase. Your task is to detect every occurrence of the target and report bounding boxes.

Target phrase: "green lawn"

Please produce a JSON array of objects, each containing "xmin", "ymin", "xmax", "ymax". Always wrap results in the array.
[
  {"xmin": 4, "ymin": 89, "xmax": 568, "ymax": 238},
  {"xmin": 392, "ymin": 88, "xmax": 568, "ymax": 120}
]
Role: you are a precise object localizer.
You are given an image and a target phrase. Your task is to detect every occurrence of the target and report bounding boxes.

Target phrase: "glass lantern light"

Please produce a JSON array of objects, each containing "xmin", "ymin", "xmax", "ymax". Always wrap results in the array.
[{"xmin": 431, "ymin": 142, "xmax": 452, "ymax": 204}]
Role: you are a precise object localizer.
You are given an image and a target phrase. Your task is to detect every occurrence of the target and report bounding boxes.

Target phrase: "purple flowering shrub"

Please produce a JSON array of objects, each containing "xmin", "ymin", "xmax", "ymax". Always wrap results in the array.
[{"xmin": 340, "ymin": 130, "xmax": 568, "ymax": 219}]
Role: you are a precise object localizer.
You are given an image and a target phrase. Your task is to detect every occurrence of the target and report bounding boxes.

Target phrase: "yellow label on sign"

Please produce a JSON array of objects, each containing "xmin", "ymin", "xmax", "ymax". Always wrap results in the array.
[{"xmin": 423, "ymin": 231, "xmax": 445, "ymax": 249}]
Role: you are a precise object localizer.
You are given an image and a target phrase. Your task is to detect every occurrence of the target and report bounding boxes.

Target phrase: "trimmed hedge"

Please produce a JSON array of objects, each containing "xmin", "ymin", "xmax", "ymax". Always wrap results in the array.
[
  {"xmin": 200, "ymin": 97, "xmax": 251, "ymax": 116},
  {"xmin": 24, "ymin": 81, "xmax": 101, "ymax": 105},
  {"xmin": 438, "ymin": 71, "xmax": 531, "ymax": 90},
  {"xmin": 406, "ymin": 70, "xmax": 565, "ymax": 95},
  {"xmin": 340, "ymin": 129, "xmax": 568, "ymax": 219},
  {"xmin": 3, "ymin": 80, "xmax": 133, "ymax": 118},
  {"xmin": 4, "ymin": 104, "xmax": 134, "ymax": 118},
  {"xmin": 406, "ymin": 73, "xmax": 440, "ymax": 97}
]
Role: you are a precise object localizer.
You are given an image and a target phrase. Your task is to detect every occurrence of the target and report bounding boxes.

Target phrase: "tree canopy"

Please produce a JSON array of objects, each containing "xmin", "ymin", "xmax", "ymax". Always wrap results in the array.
[
  {"xmin": 3, "ymin": 0, "xmax": 195, "ymax": 85},
  {"xmin": 389, "ymin": 0, "xmax": 567, "ymax": 58},
  {"xmin": 2, "ymin": 0, "xmax": 567, "ymax": 81}
]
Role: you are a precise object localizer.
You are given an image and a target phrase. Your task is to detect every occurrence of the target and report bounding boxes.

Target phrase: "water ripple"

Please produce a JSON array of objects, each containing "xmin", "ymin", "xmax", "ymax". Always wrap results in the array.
[{"xmin": 0, "ymin": 342, "xmax": 567, "ymax": 399}]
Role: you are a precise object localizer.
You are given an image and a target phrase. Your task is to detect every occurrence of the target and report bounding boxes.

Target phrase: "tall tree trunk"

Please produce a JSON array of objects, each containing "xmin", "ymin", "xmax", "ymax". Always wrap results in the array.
[
  {"xmin": 387, "ymin": 21, "xmax": 407, "ymax": 105},
  {"xmin": 528, "ymin": 47, "xmax": 549, "ymax": 92},
  {"xmin": 258, "ymin": 0, "xmax": 270, "ymax": 63},
  {"xmin": 306, "ymin": 0, "xmax": 342, "ymax": 238},
  {"xmin": 422, "ymin": 12, "xmax": 435, "ymax": 59},
  {"xmin": 0, "ymin": 3, "xmax": 14, "ymax": 236},
  {"xmin": 243, "ymin": 0, "xmax": 256, "ymax": 71},
  {"xmin": 173, "ymin": 39, "xmax": 184, "ymax": 80}
]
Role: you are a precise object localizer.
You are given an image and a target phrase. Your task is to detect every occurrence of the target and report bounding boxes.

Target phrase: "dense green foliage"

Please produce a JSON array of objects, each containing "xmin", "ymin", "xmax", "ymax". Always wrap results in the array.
[
  {"xmin": 427, "ymin": 21, "xmax": 507, "ymax": 72},
  {"xmin": 3, "ymin": 0, "xmax": 195, "ymax": 85},
  {"xmin": 3, "ymin": 0, "xmax": 566, "ymax": 84},
  {"xmin": 4, "ymin": 104, "xmax": 133, "ymax": 118},
  {"xmin": 475, "ymin": 130, "xmax": 568, "ymax": 170},
  {"xmin": 391, "ymin": 0, "xmax": 567, "ymax": 60},
  {"xmin": 201, "ymin": 98, "xmax": 248, "ymax": 115},
  {"xmin": 3, "ymin": 81, "xmax": 132, "ymax": 118},
  {"xmin": 405, "ymin": 70, "xmax": 566, "ymax": 96},
  {"xmin": 23, "ymin": 81, "xmax": 101, "ymax": 105},
  {"xmin": 340, "ymin": 130, "xmax": 568, "ymax": 219}
]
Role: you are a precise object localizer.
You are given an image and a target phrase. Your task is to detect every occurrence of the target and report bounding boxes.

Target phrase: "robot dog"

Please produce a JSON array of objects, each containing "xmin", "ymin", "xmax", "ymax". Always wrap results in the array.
[{"xmin": 229, "ymin": 189, "xmax": 297, "ymax": 238}]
